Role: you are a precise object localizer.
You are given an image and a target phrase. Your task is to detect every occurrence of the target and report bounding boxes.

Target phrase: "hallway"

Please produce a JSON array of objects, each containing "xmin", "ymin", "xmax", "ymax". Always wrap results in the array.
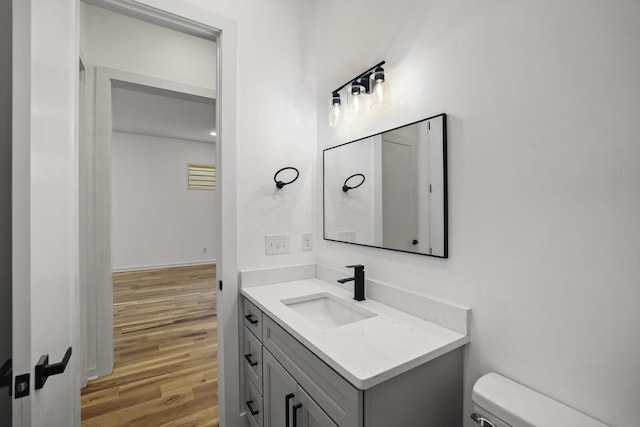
[{"xmin": 81, "ymin": 264, "xmax": 218, "ymax": 426}]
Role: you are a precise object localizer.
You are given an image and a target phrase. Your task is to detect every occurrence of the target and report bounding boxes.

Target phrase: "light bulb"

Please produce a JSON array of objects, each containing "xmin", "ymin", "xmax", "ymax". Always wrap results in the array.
[
  {"xmin": 352, "ymin": 94, "xmax": 361, "ymax": 114},
  {"xmin": 329, "ymin": 92, "xmax": 342, "ymax": 127},
  {"xmin": 370, "ymin": 67, "xmax": 389, "ymax": 108},
  {"xmin": 349, "ymin": 82, "xmax": 368, "ymax": 116}
]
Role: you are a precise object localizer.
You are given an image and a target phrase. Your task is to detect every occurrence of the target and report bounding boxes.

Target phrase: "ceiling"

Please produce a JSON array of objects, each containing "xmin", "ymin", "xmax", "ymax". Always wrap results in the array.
[{"xmin": 111, "ymin": 81, "xmax": 216, "ymax": 143}]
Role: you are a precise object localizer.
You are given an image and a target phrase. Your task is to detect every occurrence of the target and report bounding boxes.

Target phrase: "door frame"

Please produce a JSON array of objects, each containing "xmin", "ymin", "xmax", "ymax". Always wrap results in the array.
[{"xmin": 83, "ymin": 1, "xmax": 241, "ymax": 425}]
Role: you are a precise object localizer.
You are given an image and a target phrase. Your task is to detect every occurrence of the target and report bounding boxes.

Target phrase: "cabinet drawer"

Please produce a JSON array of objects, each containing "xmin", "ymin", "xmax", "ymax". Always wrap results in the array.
[
  {"xmin": 243, "ymin": 298, "xmax": 263, "ymax": 341},
  {"xmin": 263, "ymin": 316, "xmax": 362, "ymax": 427},
  {"xmin": 243, "ymin": 326, "xmax": 263, "ymax": 390},
  {"xmin": 245, "ymin": 377, "xmax": 263, "ymax": 427}
]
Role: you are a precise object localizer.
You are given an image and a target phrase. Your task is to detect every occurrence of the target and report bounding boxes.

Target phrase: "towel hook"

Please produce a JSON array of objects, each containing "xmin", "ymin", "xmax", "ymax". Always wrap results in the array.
[
  {"xmin": 342, "ymin": 173, "xmax": 365, "ymax": 192},
  {"xmin": 274, "ymin": 166, "xmax": 300, "ymax": 189}
]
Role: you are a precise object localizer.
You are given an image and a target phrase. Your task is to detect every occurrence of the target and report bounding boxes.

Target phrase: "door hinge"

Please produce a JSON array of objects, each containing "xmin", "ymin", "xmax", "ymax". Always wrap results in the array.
[
  {"xmin": 218, "ymin": 280, "xmax": 223, "ymax": 291},
  {"xmin": 428, "ymin": 122, "xmax": 431, "ymax": 130},
  {"xmin": 429, "ymin": 184, "xmax": 432, "ymax": 193},
  {"xmin": 14, "ymin": 373, "xmax": 29, "ymax": 398}
]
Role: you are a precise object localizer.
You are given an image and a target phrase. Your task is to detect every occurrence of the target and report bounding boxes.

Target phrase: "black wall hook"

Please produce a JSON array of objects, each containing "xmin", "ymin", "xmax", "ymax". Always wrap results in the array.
[
  {"xmin": 342, "ymin": 173, "xmax": 365, "ymax": 192},
  {"xmin": 274, "ymin": 167, "xmax": 300, "ymax": 189}
]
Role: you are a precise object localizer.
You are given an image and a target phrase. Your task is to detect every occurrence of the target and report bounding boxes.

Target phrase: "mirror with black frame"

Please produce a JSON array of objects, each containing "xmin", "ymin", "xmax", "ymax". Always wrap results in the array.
[{"xmin": 323, "ymin": 113, "xmax": 447, "ymax": 257}]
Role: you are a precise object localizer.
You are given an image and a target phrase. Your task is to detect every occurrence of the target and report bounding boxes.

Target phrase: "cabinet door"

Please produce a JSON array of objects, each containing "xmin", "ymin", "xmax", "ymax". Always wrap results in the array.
[
  {"xmin": 295, "ymin": 387, "xmax": 339, "ymax": 427},
  {"xmin": 263, "ymin": 350, "xmax": 298, "ymax": 427}
]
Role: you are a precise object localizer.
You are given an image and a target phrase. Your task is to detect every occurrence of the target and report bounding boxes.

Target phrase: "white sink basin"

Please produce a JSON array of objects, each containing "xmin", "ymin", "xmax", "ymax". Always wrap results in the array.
[{"xmin": 281, "ymin": 292, "xmax": 376, "ymax": 329}]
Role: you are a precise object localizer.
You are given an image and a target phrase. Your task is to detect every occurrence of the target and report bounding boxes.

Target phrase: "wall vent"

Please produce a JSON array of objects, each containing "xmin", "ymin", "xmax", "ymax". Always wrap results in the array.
[{"xmin": 188, "ymin": 163, "xmax": 216, "ymax": 190}]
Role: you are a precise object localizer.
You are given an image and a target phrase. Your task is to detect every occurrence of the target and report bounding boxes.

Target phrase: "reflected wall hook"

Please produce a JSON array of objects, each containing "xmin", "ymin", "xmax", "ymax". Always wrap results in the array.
[
  {"xmin": 343, "ymin": 173, "xmax": 365, "ymax": 192},
  {"xmin": 274, "ymin": 166, "xmax": 300, "ymax": 189}
]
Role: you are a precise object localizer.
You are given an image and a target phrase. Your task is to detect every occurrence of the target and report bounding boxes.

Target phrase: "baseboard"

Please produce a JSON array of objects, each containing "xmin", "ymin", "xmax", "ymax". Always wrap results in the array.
[{"xmin": 112, "ymin": 259, "xmax": 216, "ymax": 272}]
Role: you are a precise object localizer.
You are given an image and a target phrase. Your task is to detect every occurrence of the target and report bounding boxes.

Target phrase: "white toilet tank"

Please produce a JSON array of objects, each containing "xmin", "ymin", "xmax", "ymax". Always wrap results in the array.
[{"xmin": 471, "ymin": 373, "xmax": 609, "ymax": 427}]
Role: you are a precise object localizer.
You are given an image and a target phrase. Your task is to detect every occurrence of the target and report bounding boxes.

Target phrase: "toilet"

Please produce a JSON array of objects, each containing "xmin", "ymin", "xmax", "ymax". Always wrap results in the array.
[{"xmin": 471, "ymin": 373, "xmax": 609, "ymax": 427}]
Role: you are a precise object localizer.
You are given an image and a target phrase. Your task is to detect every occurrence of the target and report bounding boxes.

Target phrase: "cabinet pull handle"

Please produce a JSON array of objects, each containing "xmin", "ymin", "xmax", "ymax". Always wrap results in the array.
[
  {"xmin": 245, "ymin": 314, "xmax": 259, "ymax": 324},
  {"xmin": 292, "ymin": 403, "xmax": 302, "ymax": 426},
  {"xmin": 244, "ymin": 354, "xmax": 258, "ymax": 367},
  {"xmin": 285, "ymin": 393, "xmax": 295, "ymax": 427},
  {"xmin": 471, "ymin": 413, "xmax": 496, "ymax": 427},
  {"xmin": 246, "ymin": 400, "xmax": 259, "ymax": 416}
]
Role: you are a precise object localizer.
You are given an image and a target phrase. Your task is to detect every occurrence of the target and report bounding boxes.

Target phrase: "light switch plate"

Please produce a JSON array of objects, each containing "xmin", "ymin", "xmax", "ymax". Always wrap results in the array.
[{"xmin": 265, "ymin": 234, "xmax": 290, "ymax": 255}]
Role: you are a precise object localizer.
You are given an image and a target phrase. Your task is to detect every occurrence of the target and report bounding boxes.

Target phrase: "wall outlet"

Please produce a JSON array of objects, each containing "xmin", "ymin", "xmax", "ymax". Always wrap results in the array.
[
  {"xmin": 301, "ymin": 232, "xmax": 312, "ymax": 251},
  {"xmin": 265, "ymin": 234, "xmax": 290, "ymax": 255}
]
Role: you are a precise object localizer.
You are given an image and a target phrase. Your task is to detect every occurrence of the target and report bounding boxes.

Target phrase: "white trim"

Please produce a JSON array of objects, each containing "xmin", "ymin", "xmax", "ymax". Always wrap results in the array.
[
  {"xmin": 112, "ymin": 260, "xmax": 217, "ymax": 273},
  {"xmin": 12, "ymin": 0, "xmax": 33, "ymax": 423},
  {"xmin": 83, "ymin": 0, "xmax": 218, "ymax": 41}
]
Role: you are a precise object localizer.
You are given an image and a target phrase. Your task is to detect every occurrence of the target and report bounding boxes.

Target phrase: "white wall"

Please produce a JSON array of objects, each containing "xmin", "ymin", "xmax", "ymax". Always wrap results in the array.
[
  {"xmin": 168, "ymin": 0, "xmax": 317, "ymax": 270},
  {"xmin": 111, "ymin": 133, "xmax": 216, "ymax": 270},
  {"xmin": 315, "ymin": 1, "xmax": 640, "ymax": 426}
]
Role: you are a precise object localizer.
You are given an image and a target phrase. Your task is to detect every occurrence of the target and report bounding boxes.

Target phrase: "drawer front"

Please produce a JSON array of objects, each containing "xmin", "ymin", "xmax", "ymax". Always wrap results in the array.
[
  {"xmin": 243, "ymin": 326, "xmax": 263, "ymax": 389},
  {"xmin": 263, "ymin": 316, "xmax": 362, "ymax": 427},
  {"xmin": 245, "ymin": 377, "xmax": 264, "ymax": 427},
  {"xmin": 243, "ymin": 298, "xmax": 263, "ymax": 341}
]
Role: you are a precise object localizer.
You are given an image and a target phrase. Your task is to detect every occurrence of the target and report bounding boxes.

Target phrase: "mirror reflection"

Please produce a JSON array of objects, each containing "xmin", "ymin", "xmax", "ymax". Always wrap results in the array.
[{"xmin": 323, "ymin": 114, "xmax": 447, "ymax": 257}]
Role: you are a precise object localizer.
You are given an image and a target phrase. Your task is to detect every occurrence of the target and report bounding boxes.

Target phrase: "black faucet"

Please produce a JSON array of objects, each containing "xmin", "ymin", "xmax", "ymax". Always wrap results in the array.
[{"xmin": 337, "ymin": 264, "xmax": 365, "ymax": 301}]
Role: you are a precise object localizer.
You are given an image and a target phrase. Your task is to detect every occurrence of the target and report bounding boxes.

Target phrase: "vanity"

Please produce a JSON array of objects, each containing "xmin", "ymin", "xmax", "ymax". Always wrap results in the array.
[{"xmin": 239, "ymin": 266, "xmax": 470, "ymax": 427}]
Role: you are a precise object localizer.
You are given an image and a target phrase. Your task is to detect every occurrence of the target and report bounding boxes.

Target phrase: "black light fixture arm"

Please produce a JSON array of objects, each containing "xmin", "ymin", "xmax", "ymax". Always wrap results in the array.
[
  {"xmin": 332, "ymin": 60, "xmax": 386, "ymax": 95},
  {"xmin": 274, "ymin": 166, "xmax": 300, "ymax": 189}
]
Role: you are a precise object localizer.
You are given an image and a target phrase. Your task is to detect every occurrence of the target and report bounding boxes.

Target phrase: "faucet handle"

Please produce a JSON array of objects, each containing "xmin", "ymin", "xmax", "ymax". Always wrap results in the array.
[{"xmin": 345, "ymin": 264, "xmax": 364, "ymax": 270}]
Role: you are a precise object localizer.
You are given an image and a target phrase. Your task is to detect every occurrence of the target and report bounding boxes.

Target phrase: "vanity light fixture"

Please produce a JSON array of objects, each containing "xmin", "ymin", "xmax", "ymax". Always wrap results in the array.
[{"xmin": 329, "ymin": 60, "xmax": 389, "ymax": 127}]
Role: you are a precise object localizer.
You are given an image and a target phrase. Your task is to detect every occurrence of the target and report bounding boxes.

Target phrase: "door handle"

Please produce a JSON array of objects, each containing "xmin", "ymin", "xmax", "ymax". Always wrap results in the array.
[
  {"xmin": 35, "ymin": 347, "xmax": 72, "ymax": 389},
  {"xmin": 246, "ymin": 400, "xmax": 259, "ymax": 416},
  {"xmin": 0, "ymin": 359, "xmax": 11, "ymax": 396},
  {"xmin": 292, "ymin": 403, "xmax": 302, "ymax": 426},
  {"xmin": 244, "ymin": 314, "xmax": 259, "ymax": 324}
]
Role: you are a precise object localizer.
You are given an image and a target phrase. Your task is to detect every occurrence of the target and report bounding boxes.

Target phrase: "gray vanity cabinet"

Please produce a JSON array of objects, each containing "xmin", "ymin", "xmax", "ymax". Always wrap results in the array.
[
  {"xmin": 241, "ymin": 297, "xmax": 463, "ymax": 427},
  {"xmin": 296, "ymin": 387, "xmax": 338, "ymax": 427},
  {"xmin": 263, "ymin": 350, "xmax": 337, "ymax": 427}
]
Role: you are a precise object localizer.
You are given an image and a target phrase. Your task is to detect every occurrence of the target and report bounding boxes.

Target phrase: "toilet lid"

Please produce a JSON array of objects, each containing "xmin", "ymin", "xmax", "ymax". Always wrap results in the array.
[{"xmin": 472, "ymin": 373, "xmax": 608, "ymax": 427}]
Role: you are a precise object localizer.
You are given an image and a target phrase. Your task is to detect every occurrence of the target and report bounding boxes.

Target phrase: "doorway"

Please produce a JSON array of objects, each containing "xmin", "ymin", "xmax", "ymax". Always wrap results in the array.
[
  {"xmin": 78, "ymin": 4, "xmax": 220, "ymax": 425},
  {"xmin": 11, "ymin": 0, "xmax": 240, "ymax": 424}
]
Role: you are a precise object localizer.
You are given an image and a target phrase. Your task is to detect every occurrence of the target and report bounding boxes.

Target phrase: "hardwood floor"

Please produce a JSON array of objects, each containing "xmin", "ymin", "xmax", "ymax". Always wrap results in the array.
[{"xmin": 81, "ymin": 264, "xmax": 218, "ymax": 427}]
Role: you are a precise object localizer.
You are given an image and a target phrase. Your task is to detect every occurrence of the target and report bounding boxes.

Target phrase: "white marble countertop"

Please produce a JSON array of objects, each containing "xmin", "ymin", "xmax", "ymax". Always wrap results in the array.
[{"xmin": 241, "ymin": 278, "xmax": 470, "ymax": 390}]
